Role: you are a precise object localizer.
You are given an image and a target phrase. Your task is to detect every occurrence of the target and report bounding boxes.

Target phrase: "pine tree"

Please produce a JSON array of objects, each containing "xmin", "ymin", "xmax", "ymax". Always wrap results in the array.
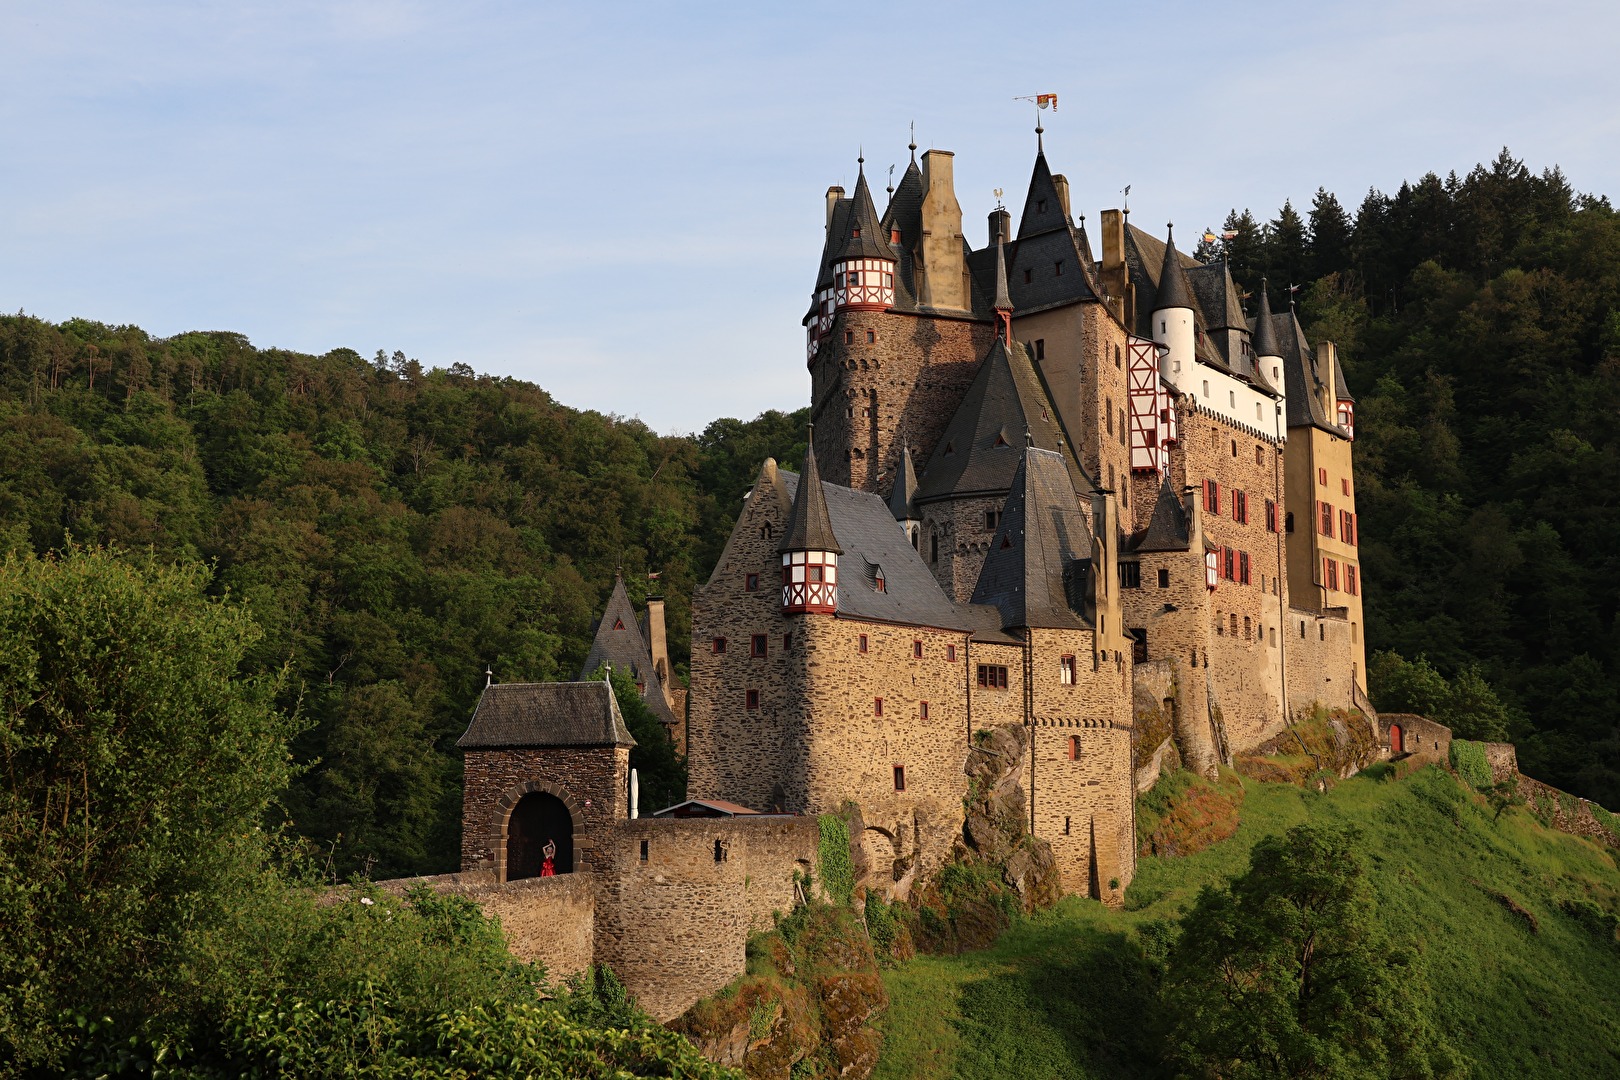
[
  {"xmin": 1219, "ymin": 208, "xmax": 1264, "ymax": 292},
  {"xmin": 1306, "ymin": 188, "xmax": 1353, "ymax": 281},
  {"xmin": 1264, "ymin": 199, "xmax": 1309, "ymax": 295}
]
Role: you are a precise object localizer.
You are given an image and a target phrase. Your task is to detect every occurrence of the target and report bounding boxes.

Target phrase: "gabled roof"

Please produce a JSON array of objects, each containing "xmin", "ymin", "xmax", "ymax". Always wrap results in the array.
[
  {"xmin": 458, "ymin": 680, "xmax": 637, "ymax": 750},
  {"xmin": 889, "ymin": 442, "xmax": 919, "ymax": 521},
  {"xmin": 1152, "ymin": 226, "xmax": 1195, "ymax": 312},
  {"xmin": 970, "ymin": 448, "xmax": 1095, "ymax": 630},
  {"xmin": 913, "ymin": 337, "xmax": 1092, "ymax": 504},
  {"xmin": 578, "ymin": 577, "xmax": 679, "ymax": 726},
  {"xmin": 778, "ymin": 469, "xmax": 987, "ymax": 630},
  {"xmin": 1131, "ymin": 477, "xmax": 1192, "ymax": 553},
  {"xmin": 780, "ymin": 437, "xmax": 843, "ymax": 554}
]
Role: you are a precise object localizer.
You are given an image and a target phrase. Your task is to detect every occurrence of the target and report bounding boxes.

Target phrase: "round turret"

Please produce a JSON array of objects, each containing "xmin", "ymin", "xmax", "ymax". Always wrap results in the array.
[{"xmin": 1152, "ymin": 224, "xmax": 1196, "ymax": 374}]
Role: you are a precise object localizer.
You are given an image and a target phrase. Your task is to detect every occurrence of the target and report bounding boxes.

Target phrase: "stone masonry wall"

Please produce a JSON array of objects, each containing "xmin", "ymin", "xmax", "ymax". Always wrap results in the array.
[
  {"xmin": 918, "ymin": 494, "xmax": 1006, "ymax": 604},
  {"xmin": 799, "ymin": 616, "xmax": 976, "ymax": 886},
  {"xmin": 687, "ymin": 462, "xmax": 801, "ymax": 813},
  {"xmin": 1027, "ymin": 627, "xmax": 1136, "ymax": 901},
  {"xmin": 461, "ymin": 745, "xmax": 628, "ymax": 876},
  {"xmin": 1122, "ymin": 545, "xmax": 1221, "ymax": 775},
  {"xmin": 811, "ymin": 308, "xmax": 993, "ymax": 496},
  {"xmin": 1173, "ymin": 403, "xmax": 1290, "ymax": 750},
  {"xmin": 1285, "ymin": 608, "xmax": 1358, "ymax": 718},
  {"xmin": 592, "ymin": 817, "xmax": 819, "ymax": 1021},
  {"xmin": 379, "ymin": 872, "xmax": 596, "ymax": 982}
]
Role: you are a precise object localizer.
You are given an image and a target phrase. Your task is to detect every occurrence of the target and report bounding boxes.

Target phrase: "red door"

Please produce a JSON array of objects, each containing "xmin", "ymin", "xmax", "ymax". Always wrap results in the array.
[{"xmin": 1389, "ymin": 724, "xmax": 1404, "ymax": 755}]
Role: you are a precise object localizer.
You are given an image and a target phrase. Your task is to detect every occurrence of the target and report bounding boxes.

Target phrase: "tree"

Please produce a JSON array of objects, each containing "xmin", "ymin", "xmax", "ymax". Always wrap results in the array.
[
  {"xmin": 1307, "ymin": 188, "xmax": 1353, "ymax": 282},
  {"xmin": 1164, "ymin": 824, "xmax": 1462, "ymax": 1079},
  {"xmin": 0, "ymin": 547, "xmax": 298, "ymax": 1069},
  {"xmin": 1264, "ymin": 200, "xmax": 1310, "ymax": 296},
  {"xmin": 593, "ymin": 664, "xmax": 688, "ymax": 814}
]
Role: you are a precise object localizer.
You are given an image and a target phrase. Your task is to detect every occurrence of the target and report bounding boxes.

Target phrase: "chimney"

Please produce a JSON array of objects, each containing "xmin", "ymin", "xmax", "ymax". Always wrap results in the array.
[
  {"xmin": 1100, "ymin": 209, "xmax": 1130, "ymax": 324},
  {"xmin": 988, "ymin": 207, "xmax": 1011, "ymax": 246},
  {"xmin": 1314, "ymin": 342, "xmax": 1337, "ymax": 417},
  {"xmin": 645, "ymin": 595, "xmax": 674, "ymax": 709},
  {"xmin": 918, "ymin": 150, "xmax": 968, "ymax": 311},
  {"xmin": 1051, "ymin": 174, "xmax": 1072, "ymax": 220},
  {"xmin": 825, "ymin": 186, "xmax": 845, "ymax": 229}
]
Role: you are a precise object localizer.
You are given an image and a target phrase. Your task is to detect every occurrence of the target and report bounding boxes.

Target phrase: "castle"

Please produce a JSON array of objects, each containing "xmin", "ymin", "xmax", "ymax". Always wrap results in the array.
[
  {"xmin": 436, "ymin": 129, "xmax": 1370, "ymax": 1017},
  {"xmin": 686, "ymin": 131, "xmax": 1365, "ymax": 903}
]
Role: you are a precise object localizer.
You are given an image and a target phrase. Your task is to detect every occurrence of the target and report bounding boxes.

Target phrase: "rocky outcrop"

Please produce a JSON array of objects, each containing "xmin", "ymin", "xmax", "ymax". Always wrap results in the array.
[{"xmin": 959, "ymin": 724, "xmax": 1063, "ymax": 914}]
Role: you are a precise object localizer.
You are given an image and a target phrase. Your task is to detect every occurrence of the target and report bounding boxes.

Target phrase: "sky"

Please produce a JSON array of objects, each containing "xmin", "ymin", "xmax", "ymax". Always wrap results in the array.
[{"xmin": 2, "ymin": 1, "xmax": 1617, "ymax": 434}]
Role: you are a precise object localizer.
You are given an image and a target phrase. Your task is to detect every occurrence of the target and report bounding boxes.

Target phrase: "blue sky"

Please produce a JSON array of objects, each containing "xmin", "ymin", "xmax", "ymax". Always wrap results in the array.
[{"xmin": 3, "ymin": 1, "xmax": 1616, "ymax": 433}]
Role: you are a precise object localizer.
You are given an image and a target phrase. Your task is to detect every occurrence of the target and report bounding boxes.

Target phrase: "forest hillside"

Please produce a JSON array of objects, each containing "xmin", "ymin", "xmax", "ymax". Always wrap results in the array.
[{"xmin": 0, "ymin": 149, "xmax": 1614, "ymax": 876}]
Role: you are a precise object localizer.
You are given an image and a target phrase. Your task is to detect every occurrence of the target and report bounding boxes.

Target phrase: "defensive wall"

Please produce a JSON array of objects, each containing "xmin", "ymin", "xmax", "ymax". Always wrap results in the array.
[{"xmin": 383, "ymin": 816, "xmax": 819, "ymax": 1021}]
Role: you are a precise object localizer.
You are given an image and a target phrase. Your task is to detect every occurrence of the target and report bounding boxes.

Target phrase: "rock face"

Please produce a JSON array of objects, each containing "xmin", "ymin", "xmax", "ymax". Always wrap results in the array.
[{"xmin": 959, "ymin": 724, "xmax": 1063, "ymax": 913}]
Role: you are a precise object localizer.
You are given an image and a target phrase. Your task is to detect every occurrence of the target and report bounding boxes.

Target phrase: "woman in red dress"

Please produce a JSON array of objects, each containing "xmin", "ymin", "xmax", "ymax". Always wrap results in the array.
[{"xmin": 540, "ymin": 838, "xmax": 557, "ymax": 877}]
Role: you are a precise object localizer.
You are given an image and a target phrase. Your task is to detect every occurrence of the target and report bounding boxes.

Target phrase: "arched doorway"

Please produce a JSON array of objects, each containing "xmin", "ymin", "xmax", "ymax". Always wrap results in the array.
[
  {"xmin": 507, "ymin": 792, "xmax": 573, "ymax": 879},
  {"xmin": 1389, "ymin": 724, "xmax": 1404, "ymax": 756}
]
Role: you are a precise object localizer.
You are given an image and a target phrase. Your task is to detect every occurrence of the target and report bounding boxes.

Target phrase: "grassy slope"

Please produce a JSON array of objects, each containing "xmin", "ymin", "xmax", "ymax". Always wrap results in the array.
[{"xmin": 874, "ymin": 766, "xmax": 1620, "ymax": 1079}]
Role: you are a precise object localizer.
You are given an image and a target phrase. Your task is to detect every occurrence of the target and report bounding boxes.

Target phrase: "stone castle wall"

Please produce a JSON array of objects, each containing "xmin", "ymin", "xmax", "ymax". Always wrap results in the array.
[
  {"xmin": 1285, "ymin": 608, "xmax": 1358, "ymax": 718},
  {"xmin": 461, "ymin": 745, "xmax": 628, "ymax": 876},
  {"xmin": 379, "ymin": 871, "xmax": 596, "ymax": 982},
  {"xmin": 918, "ymin": 493, "xmax": 1006, "ymax": 604},
  {"xmin": 811, "ymin": 308, "xmax": 993, "ymax": 495}
]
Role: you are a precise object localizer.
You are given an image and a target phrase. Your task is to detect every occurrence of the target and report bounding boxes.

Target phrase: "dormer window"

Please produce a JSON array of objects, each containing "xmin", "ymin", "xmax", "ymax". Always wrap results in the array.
[
  {"xmin": 1037, "ymin": 199, "xmax": 1047, "ymax": 213},
  {"xmin": 1054, "ymin": 260, "xmax": 1064, "ymax": 276},
  {"xmin": 852, "ymin": 227, "xmax": 861, "ymax": 239}
]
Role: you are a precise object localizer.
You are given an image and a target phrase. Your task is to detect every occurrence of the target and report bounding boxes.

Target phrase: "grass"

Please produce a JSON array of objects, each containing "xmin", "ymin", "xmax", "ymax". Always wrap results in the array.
[{"xmin": 873, "ymin": 764, "xmax": 1620, "ymax": 1079}]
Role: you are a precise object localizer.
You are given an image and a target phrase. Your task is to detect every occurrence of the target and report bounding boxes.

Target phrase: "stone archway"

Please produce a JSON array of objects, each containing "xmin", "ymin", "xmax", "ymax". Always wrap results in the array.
[
  {"xmin": 508, "ymin": 792, "xmax": 573, "ymax": 879},
  {"xmin": 497, "ymin": 780, "xmax": 585, "ymax": 881},
  {"xmin": 859, "ymin": 826, "xmax": 898, "ymax": 887}
]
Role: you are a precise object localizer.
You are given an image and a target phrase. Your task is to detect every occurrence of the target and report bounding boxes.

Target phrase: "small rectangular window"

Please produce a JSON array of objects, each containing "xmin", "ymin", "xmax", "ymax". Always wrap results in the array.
[
  {"xmin": 912, "ymin": 640, "xmax": 923, "ymax": 659},
  {"xmin": 946, "ymin": 644, "xmax": 958, "ymax": 662},
  {"xmin": 746, "ymin": 689, "xmax": 760, "ymax": 710},
  {"xmin": 1347, "ymin": 564, "xmax": 1360, "ymax": 596},
  {"xmin": 893, "ymin": 765, "xmax": 906, "ymax": 791},
  {"xmin": 866, "ymin": 330, "xmax": 875, "ymax": 343},
  {"xmin": 1119, "ymin": 562, "xmax": 1141, "ymax": 588},
  {"xmin": 920, "ymin": 701, "xmax": 929, "ymax": 719},
  {"xmin": 712, "ymin": 637, "xmax": 727, "ymax": 654},
  {"xmin": 1054, "ymin": 260, "xmax": 1064, "ymax": 276},
  {"xmin": 1224, "ymin": 547, "xmax": 1236, "ymax": 581},
  {"xmin": 751, "ymin": 634, "xmax": 767, "ymax": 658},
  {"xmin": 745, "ymin": 572, "xmax": 759, "ymax": 592},
  {"xmin": 984, "ymin": 510, "xmax": 1001, "ymax": 532},
  {"xmin": 1034, "ymin": 338, "xmax": 1046, "ymax": 360},
  {"xmin": 783, "ymin": 632, "xmax": 792, "ymax": 650},
  {"xmin": 874, "ymin": 697, "xmax": 883, "ymax": 716},
  {"xmin": 1266, "ymin": 499, "xmax": 1278, "ymax": 532},
  {"xmin": 1158, "ymin": 567, "xmax": 1170, "ymax": 588},
  {"xmin": 640, "ymin": 839, "xmax": 649, "ymax": 863},
  {"xmin": 1068, "ymin": 735, "xmax": 1080, "ymax": 760},
  {"xmin": 858, "ymin": 634, "xmax": 868, "ymax": 654},
  {"xmin": 1318, "ymin": 467, "xmax": 1328, "ymax": 486},
  {"xmin": 1023, "ymin": 268, "xmax": 1033, "ymax": 284},
  {"xmin": 1239, "ymin": 551, "xmax": 1251, "ymax": 585},
  {"xmin": 1060, "ymin": 655, "xmax": 1076, "ymax": 685}
]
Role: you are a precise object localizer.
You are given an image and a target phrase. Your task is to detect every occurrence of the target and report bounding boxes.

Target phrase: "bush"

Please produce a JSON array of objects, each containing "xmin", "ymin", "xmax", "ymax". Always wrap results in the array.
[{"xmin": 816, "ymin": 815, "xmax": 854, "ymax": 908}]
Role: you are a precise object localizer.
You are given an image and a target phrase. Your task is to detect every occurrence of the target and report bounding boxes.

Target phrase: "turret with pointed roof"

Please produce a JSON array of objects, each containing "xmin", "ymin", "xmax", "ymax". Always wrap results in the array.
[
  {"xmin": 1252, "ymin": 279, "xmax": 1282, "ymax": 360},
  {"xmin": 1152, "ymin": 225, "xmax": 1195, "ymax": 313},
  {"xmin": 781, "ymin": 431, "xmax": 842, "ymax": 614},
  {"xmin": 889, "ymin": 441, "xmax": 920, "ymax": 526},
  {"xmin": 971, "ymin": 448, "xmax": 1096, "ymax": 630}
]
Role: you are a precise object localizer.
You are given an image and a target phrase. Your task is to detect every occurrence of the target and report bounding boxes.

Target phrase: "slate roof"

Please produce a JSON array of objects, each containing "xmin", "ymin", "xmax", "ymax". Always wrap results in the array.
[
  {"xmin": 992, "ymin": 238, "xmax": 1012, "ymax": 311},
  {"xmin": 1016, "ymin": 150, "xmax": 1070, "ymax": 240},
  {"xmin": 458, "ymin": 680, "xmax": 637, "ymax": 749},
  {"xmin": 780, "ymin": 436, "xmax": 843, "ymax": 554},
  {"xmin": 1251, "ymin": 280, "xmax": 1282, "ymax": 358},
  {"xmin": 913, "ymin": 337, "xmax": 1093, "ymax": 504},
  {"xmin": 834, "ymin": 167, "xmax": 893, "ymax": 262},
  {"xmin": 889, "ymin": 442, "xmax": 919, "ymax": 521},
  {"xmin": 778, "ymin": 469, "xmax": 987, "ymax": 631},
  {"xmin": 880, "ymin": 159, "xmax": 925, "ymax": 307},
  {"xmin": 1131, "ymin": 477, "xmax": 1192, "ymax": 553},
  {"xmin": 970, "ymin": 449, "xmax": 1095, "ymax": 630},
  {"xmin": 578, "ymin": 576, "xmax": 680, "ymax": 727},
  {"xmin": 1152, "ymin": 226, "xmax": 1196, "ymax": 312},
  {"xmin": 1275, "ymin": 312, "xmax": 1354, "ymax": 437}
]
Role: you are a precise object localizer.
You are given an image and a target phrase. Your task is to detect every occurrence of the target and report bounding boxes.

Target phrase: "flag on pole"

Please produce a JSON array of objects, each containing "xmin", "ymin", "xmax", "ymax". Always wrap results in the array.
[
  {"xmin": 1202, "ymin": 231, "xmax": 1219, "ymax": 245},
  {"xmin": 1036, "ymin": 93, "xmax": 1058, "ymax": 111}
]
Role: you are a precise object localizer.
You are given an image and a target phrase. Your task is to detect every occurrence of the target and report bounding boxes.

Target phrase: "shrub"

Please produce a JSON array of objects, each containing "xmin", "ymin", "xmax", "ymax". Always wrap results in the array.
[
  {"xmin": 816, "ymin": 815, "xmax": 854, "ymax": 908},
  {"xmin": 1450, "ymin": 740, "xmax": 1493, "ymax": 790}
]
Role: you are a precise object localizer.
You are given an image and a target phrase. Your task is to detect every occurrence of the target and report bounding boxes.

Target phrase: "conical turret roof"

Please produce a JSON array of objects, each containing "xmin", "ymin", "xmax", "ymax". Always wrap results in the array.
[
  {"xmin": 992, "ymin": 237, "xmax": 1012, "ymax": 312},
  {"xmin": 780, "ymin": 434, "xmax": 843, "ymax": 554},
  {"xmin": 1133, "ymin": 477, "xmax": 1191, "ymax": 553},
  {"xmin": 1252, "ymin": 279, "xmax": 1282, "ymax": 359},
  {"xmin": 834, "ymin": 164, "xmax": 894, "ymax": 262},
  {"xmin": 889, "ymin": 442, "xmax": 919, "ymax": 522},
  {"xmin": 1016, "ymin": 147, "xmax": 1067, "ymax": 239},
  {"xmin": 1152, "ymin": 225, "xmax": 1195, "ymax": 312}
]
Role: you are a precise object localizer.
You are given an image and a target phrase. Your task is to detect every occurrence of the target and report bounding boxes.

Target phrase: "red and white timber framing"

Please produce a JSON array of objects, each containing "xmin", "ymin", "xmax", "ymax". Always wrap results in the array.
[
  {"xmin": 1128, "ymin": 336, "xmax": 1176, "ymax": 475},
  {"xmin": 781, "ymin": 550, "xmax": 838, "ymax": 614}
]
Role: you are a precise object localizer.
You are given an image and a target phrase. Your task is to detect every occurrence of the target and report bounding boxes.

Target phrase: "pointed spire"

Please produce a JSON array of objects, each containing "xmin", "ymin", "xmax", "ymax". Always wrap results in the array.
[
  {"xmin": 1152, "ymin": 223, "xmax": 1195, "ymax": 312},
  {"xmin": 993, "ymin": 236, "xmax": 1013, "ymax": 343},
  {"xmin": 889, "ymin": 441, "xmax": 919, "ymax": 523},
  {"xmin": 780, "ymin": 428, "xmax": 843, "ymax": 555},
  {"xmin": 909, "ymin": 121, "xmax": 917, "ymax": 162},
  {"xmin": 1036, "ymin": 119, "xmax": 1044, "ymax": 155},
  {"xmin": 837, "ymin": 161, "xmax": 892, "ymax": 261},
  {"xmin": 1252, "ymin": 278, "xmax": 1283, "ymax": 359}
]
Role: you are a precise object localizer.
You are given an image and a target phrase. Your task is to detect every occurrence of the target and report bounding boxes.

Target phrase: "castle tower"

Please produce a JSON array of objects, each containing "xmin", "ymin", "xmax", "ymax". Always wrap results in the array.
[
  {"xmin": 780, "ymin": 433, "xmax": 842, "ymax": 615},
  {"xmin": 1151, "ymin": 225, "xmax": 1196, "ymax": 375},
  {"xmin": 1252, "ymin": 279, "xmax": 1286, "ymax": 399},
  {"xmin": 889, "ymin": 441, "xmax": 921, "ymax": 549}
]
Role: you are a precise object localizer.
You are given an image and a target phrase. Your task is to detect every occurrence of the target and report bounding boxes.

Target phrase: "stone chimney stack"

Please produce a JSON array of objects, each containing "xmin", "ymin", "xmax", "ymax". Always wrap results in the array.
[
  {"xmin": 1051, "ymin": 174, "xmax": 1072, "ymax": 220},
  {"xmin": 1101, "ymin": 209, "xmax": 1130, "ymax": 324},
  {"xmin": 645, "ymin": 594, "xmax": 674, "ymax": 709},
  {"xmin": 988, "ymin": 206, "xmax": 1011, "ymax": 247},
  {"xmin": 1314, "ymin": 341, "xmax": 1338, "ymax": 417},
  {"xmin": 824, "ymin": 186, "xmax": 845, "ymax": 229},
  {"xmin": 918, "ymin": 150, "xmax": 969, "ymax": 311}
]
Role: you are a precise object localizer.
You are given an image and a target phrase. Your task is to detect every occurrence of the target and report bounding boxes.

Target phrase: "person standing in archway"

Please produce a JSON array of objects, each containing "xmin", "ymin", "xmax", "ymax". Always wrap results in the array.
[{"xmin": 541, "ymin": 839, "xmax": 557, "ymax": 877}]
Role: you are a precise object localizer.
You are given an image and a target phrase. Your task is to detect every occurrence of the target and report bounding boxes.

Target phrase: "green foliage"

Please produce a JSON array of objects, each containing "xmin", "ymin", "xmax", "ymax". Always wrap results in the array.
[
  {"xmin": 1450, "ymin": 739, "xmax": 1494, "ymax": 790},
  {"xmin": 1370, "ymin": 651, "xmax": 1513, "ymax": 741},
  {"xmin": 0, "ymin": 317, "xmax": 802, "ymax": 876},
  {"xmin": 1135, "ymin": 768, "xmax": 1245, "ymax": 858},
  {"xmin": 593, "ymin": 664, "xmax": 687, "ymax": 813},
  {"xmin": 0, "ymin": 547, "xmax": 298, "ymax": 1069},
  {"xmin": 863, "ymin": 894, "xmax": 901, "ymax": 961},
  {"xmin": 816, "ymin": 814, "xmax": 854, "ymax": 908},
  {"xmin": 1164, "ymin": 824, "xmax": 1462, "ymax": 1078},
  {"xmin": 876, "ymin": 767, "xmax": 1620, "ymax": 1079}
]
